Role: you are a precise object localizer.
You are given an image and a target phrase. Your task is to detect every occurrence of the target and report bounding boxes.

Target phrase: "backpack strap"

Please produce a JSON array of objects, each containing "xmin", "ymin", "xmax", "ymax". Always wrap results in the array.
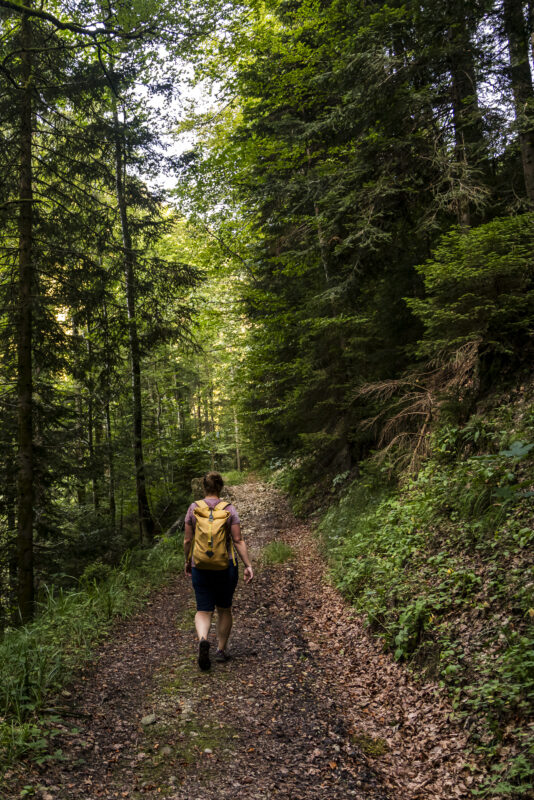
[
  {"xmin": 189, "ymin": 501, "xmax": 209, "ymax": 560},
  {"xmin": 189, "ymin": 500, "xmax": 237, "ymax": 567},
  {"xmin": 215, "ymin": 501, "xmax": 237, "ymax": 566},
  {"xmin": 212, "ymin": 501, "xmax": 238, "ymax": 566}
]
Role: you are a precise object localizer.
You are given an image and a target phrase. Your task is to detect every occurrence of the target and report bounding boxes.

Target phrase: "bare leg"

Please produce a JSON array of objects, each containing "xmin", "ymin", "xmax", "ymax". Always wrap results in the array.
[
  {"xmin": 195, "ymin": 610, "xmax": 213, "ymax": 641},
  {"xmin": 216, "ymin": 606, "xmax": 233, "ymax": 650}
]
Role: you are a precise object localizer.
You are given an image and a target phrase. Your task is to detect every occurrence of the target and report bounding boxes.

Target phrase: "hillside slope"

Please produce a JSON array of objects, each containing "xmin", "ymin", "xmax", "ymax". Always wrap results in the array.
[{"xmin": 317, "ymin": 381, "xmax": 534, "ymax": 797}]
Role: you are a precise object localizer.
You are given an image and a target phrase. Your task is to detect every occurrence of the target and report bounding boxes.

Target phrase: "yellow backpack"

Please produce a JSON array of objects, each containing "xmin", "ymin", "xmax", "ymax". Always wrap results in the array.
[{"xmin": 191, "ymin": 500, "xmax": 236, "ymax": 570}]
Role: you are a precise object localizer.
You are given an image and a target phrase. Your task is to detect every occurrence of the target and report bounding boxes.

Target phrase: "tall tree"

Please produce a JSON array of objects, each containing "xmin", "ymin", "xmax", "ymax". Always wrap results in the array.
[
  {"xmin": 176, "ymin": 0, "xmax": 531, "ymax": 488},
  {"xmin": 16, "ymin": 3, "xmax": 34, "ymax": 621},
  {"xmin": 502, "ymin": 0, "xmax": 534, "ymax": 201},
  {"xmin": 112, "ymin": 97, "xmax": 157, "ymax": 544},
  {"xmin": 0, "ymin": 0, "xmax": 183, "ymax": 618}
]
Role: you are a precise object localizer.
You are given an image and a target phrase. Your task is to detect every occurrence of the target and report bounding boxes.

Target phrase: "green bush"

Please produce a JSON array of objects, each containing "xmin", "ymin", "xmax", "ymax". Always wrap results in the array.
[
  {"xmin": 407, "ymin": 214, "xmax": 534, "ymax": 360},
  {"xmin": 222, "ymin": 470, "xmax": 249, "ymax": 485},
  {"xmin": 79, "ymin": 559, "xmax": 113, "ymax": 587}
]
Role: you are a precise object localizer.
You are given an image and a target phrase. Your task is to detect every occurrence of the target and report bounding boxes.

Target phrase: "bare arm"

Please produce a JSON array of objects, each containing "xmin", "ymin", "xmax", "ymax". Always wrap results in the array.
[{"xmin": 231, "ymin": 523, "xmax": 253, "ymax": 583}]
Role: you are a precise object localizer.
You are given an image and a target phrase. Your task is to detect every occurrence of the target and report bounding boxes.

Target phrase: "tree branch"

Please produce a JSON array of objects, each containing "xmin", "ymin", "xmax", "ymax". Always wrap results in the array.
[{"xmin": 0, "ymin": 0, "xmax": 153, "ymax": 40}]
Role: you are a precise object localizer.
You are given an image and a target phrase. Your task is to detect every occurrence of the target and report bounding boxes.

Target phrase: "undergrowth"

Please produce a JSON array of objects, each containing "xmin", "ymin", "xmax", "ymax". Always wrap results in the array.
[
  {"xmin": 222, "ymin": 470, "xmax": 250, "ymax": 485},
  {"xmin": 318, "ymin": 389, "xmax": 534, "ymax": 798},
  {"xmin": 0, "ymin": 535, "xmax": 183, "ymax": 774},
  {"xmin": 261, "ymin": 541, "xmax": 295, "ymax": 565}
]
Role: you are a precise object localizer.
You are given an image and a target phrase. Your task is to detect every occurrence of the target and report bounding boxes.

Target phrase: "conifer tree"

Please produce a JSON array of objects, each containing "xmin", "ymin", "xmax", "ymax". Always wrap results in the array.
[
  {"xmin": 502, "ymin": 0, "xmax": 534, "ymax": 201},
  {"xmin": 0, "ymin": 0, "xmax": 207, "ymax": 619}
]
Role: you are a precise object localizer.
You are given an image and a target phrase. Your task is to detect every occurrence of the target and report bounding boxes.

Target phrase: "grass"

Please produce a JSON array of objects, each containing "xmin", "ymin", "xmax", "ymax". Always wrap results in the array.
[
  {"xmin": 0, "ymin": 534, "xmax": 184, "ymax": 774},
  {"xmin": 221, "ymin": 470, "xmax": 249, "ymax": 485},
  {"xmin": 261, "ymin": 541, "xmax": 295, "ymax": 565}
]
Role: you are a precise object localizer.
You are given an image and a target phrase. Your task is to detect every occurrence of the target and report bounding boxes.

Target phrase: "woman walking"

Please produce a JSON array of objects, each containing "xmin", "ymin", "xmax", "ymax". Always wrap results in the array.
[{"xmin": 184, "ymin": 471, "xmax": 253, "ymax": 670}]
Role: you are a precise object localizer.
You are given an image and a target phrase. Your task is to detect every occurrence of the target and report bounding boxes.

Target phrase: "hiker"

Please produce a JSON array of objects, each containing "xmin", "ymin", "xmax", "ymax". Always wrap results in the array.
[{"xmin": 184, "ymin": 471, "xmax": 253, "ymax": 670}]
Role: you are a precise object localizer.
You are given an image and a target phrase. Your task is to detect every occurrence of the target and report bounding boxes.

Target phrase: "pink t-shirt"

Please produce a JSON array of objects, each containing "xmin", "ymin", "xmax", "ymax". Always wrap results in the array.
[
  {"xmin": 185, "ymin": 497, "xmax": 240, "ymax": 565},
  {"xmin": 184, "ymin": 497, "xmax": 240, "ymax": 530}
]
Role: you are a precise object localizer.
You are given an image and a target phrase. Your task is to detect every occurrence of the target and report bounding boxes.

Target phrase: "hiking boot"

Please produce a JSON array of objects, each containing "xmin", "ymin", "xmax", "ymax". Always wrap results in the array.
[
  {"xmin": 198, "ymin": 638, "xmax": 211, "ymax": 671},
  {"xmin": 215, "ymin": 648, "xmax": 231, "ymax": 663}
]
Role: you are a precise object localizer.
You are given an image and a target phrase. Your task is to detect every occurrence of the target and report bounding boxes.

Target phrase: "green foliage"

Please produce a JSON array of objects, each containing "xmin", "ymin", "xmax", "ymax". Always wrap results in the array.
[
  {"xmin": 351, "ymin": 732, "xmax": 389, "ymax": 757},
  {"xmin": 261, "ymin": 541, "xmax": 295, "ymax": 565},
  {"xmin": 408, "ymin": 215, "xmax": 534, "ymax": 362},
  {"xmin": 78, "ymin": 559, "xmax": 113, "ymax": 588},
  {"xmin": 177, "ymin": 0, "xmax": 534, "ymax": 501},
  {"xmin": 0, "ymin": 535, "xmax": 183, "ymax": 773},
  {"xmin": 0, "ymin": 0, "xmax": 242, "ymax": 625},
  {"xmin": 0, "ymin": 719, "xmax": 56, "ymax": 768},
  {"xmin": 222, "ymin": 470, "xmax": 249, "ymax": 485},
  {"xmin": 321, "ymin": 391, "xmax": 534, "ymax": 795}
]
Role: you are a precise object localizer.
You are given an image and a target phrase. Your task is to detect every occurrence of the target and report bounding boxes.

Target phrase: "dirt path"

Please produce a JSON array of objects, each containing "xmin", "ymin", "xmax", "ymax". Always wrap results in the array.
[{"xmin": 8, "ymin": 483, "xmax": 485, "ymax": 800}]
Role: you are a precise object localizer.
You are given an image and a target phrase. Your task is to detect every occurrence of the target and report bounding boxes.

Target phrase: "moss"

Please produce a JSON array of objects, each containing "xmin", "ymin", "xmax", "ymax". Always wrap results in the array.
[
  {"xmin": 351, "ymin": 733, "xmax": 390, "ymax": 757},
  {"xmin": 128, "ymin": 626, "xmax": 237, "ymax": 798},
  {"xmin": 141, "ymin": 716, "xmax": 233, "ymax": 767},
  {"xmin": 175, "ymin": 605, "xmax": 197, "ymax": 631}
]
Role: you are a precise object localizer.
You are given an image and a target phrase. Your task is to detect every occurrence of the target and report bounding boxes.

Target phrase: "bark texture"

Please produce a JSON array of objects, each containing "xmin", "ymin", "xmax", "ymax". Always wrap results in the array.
[
  {"xmin": 16, "ymin": 7, "xmax": 35, "ymax": 622},
  {"xmin": 503, "ymin": 0, "xmax": 534, "ymax": 202},
  {"xmin": 113, "ymin": 103, "xmax": 156, "ymax": 545}
]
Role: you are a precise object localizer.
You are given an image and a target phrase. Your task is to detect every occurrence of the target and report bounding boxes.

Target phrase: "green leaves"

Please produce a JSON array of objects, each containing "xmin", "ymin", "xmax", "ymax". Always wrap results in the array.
[
  {"xmin": 407, "ymin": 214, "xmax": 534, "ymax": 361},
  {"xmin": 0, "ymin": 535, "xmax": 183, "ymax": 775},
  {"xmin": 321, "ymin": 391, "xmax": 534, "ymax": 795},
  {"xmin": 500, "ymin": 441, "xmax": 534, "ymax": 460}
]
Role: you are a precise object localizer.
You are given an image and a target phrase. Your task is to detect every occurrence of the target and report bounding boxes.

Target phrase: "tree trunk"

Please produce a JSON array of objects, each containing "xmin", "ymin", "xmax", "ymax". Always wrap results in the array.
[
  {"xmin": 9, "ymin": 540, "xmax": 18, "ymax": 626},
  {"xmin": 449, "ymin": 52, "xmax": 484, "ymax": 161},
  {"xmin": 16, "ymin": 7, "xmax": 35, "ymax": 623},
  {"xmin": 73, "ymin": 329, "xmax": 87, "ymax": 505},
  {"xmin": 172, "ymin": 365, "xmax": 182, "ymax": 438},
  {"xmin": 94, "ymin": 414, "xmax": 102, "ymax": 510},
  {"xmin": 85, "ymin": 326, "xmax": 99, "ymax": 510},
  {"xmin": 196, "ymin": 394, "xmax": 202, "ymax": 437},
  {"xmin": 529, "ymin": 2, "xmax": 534, "ymax": 59},
  {"xmin": 105, "ymin": 400, "xmax": 116, "ymax": 530},
  {"xmin": 503, "ymin": 0, "xmax": 534, "ymax": 202},
  {"xmin": 101, "ymin": 300, "xmax": 116, "ymax": 529},
  {"xmin": 233, "ymin": 407, "xmax": 241, "ymax": 472},
  {"xmin": 445, "ymin": 2, "xmax": 486, "ymax": 225},
  {"xmin": 210, "ymin": 395, "xmax": 215, "ymax": 470},
  {"xmin": 112, "ymin": 102, "xmax": 156, "ymax": 545},
  {"xmin": 3, "ymin": 459, "xmax": 17, "ymax": 629}
]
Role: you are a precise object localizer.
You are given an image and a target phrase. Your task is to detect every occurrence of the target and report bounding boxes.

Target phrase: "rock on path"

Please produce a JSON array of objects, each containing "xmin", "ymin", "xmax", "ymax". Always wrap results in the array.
[{"xmin": 7, "ymin": 482, "xmax": 485, "ymax": 800}]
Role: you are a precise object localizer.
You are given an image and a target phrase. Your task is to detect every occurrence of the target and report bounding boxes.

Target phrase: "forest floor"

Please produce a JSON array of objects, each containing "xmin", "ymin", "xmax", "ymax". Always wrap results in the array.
[{"xmin": 5, "ymin": 482, "xmax": 488, "ymax": 800}]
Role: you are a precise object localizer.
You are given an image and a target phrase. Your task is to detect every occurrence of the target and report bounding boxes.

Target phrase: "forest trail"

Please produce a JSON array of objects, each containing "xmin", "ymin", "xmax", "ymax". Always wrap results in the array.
[{"xmin": 11, "ymin": 483, "xmax": 483, "ymax": 800}]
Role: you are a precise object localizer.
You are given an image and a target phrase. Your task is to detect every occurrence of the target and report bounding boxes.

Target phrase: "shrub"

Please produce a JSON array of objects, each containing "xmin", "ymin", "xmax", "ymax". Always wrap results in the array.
[
  {"xmin": 222, "ymin": 470, "xmax": 249, "ymax": 485},
  {"xmin": 407, "ymin": 214, "xmax": 534, "ymax": 362}
]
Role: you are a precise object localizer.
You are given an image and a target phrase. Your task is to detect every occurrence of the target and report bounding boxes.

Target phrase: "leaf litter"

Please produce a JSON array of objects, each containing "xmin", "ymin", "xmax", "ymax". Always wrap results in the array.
[{"xmin": 3, "ymin": 482, "xmax": 489, "ymax": 799}]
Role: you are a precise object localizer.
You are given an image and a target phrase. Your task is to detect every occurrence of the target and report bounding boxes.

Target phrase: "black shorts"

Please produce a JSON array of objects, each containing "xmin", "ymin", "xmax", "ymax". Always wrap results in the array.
[{"xmin": 191, "ymin": 562, "xmax": 239, "ymax": 612}]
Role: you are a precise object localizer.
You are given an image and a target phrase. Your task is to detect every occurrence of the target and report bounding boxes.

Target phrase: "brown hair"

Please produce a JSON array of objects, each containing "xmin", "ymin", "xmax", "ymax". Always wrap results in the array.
[{"xmin": 203, "ymin": 471, "xmax": 224, "ymax": 496}]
